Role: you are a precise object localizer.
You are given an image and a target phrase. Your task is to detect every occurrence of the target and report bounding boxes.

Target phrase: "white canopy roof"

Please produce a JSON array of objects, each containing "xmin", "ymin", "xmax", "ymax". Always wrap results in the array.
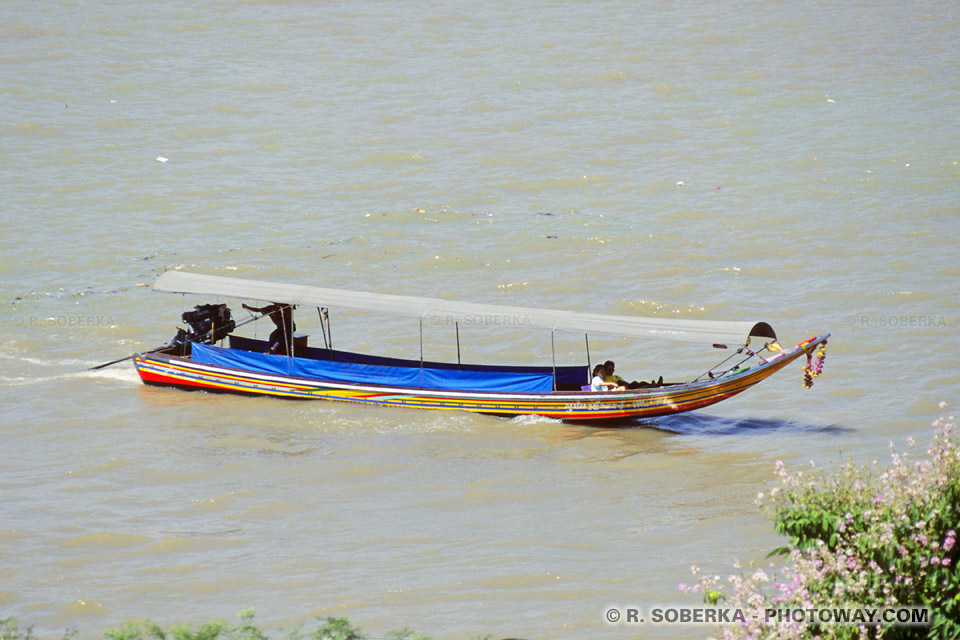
[{"xmin": 153, "ymin": 270, "xmax": 776, "ymax": 345}]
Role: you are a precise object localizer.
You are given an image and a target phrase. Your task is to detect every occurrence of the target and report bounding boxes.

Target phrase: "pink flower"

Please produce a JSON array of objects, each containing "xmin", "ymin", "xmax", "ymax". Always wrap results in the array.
[{"xmin": 943, "ymin": 558, "xmax": 952, "ymax": 567}]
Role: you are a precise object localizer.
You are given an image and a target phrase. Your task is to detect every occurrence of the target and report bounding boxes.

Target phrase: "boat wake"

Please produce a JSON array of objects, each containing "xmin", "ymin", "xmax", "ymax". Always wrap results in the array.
[
  {"xmin": 82, "ymin": 366, "xmax": 141, "ymax": 385},
  {"xmin": 509, "ymin": 413, "xmax": 563, "ymax": 426},
  {"xmin": 0, "ymin": 351, "xmax": 93, "ymax": 368},
  {"xmin": 0, "ymin": 351, "xmax": 140, "ymax": 387}
]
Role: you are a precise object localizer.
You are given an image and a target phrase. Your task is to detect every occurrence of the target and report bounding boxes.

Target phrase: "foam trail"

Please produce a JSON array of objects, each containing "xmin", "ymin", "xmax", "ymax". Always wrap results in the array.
[{"xmin": 0, "ymin": 351, "xmax": 141, "ymax": 387}]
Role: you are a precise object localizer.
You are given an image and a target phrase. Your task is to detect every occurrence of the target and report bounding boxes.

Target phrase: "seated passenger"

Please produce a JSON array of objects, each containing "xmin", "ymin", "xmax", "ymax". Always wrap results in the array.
[
  {"xmin": 604, "ymin": 360, "xmax": 663, "ymax": 389},
  {"xmin": 591, "ymin": 364, "xmax": 625, "ymax": 392}
]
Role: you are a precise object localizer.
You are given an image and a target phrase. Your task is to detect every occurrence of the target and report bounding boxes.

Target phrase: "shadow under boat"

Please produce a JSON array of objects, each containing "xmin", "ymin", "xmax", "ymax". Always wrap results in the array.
[{"xmin": 567, "ymin": 411, "xmax": 850, "ymax": 436}]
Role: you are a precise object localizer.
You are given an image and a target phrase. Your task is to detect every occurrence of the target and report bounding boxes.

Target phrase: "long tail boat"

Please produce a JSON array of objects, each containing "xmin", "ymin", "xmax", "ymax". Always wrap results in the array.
[{"xmin": 132, "ymin": 271, "xmax": 829, "ymax": 421}]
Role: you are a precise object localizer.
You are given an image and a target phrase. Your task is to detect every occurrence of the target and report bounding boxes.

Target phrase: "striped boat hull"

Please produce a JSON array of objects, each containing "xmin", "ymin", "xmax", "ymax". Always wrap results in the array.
[{"xmin": 133, "ymin": 335, "xmax": 828, "ymax": 421}]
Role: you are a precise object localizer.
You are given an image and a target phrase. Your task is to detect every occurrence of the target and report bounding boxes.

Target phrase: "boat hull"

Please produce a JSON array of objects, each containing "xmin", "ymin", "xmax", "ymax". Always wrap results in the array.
[{"xmin": 134, "ymin": 335, "xmax": 828, "ymax": 420}]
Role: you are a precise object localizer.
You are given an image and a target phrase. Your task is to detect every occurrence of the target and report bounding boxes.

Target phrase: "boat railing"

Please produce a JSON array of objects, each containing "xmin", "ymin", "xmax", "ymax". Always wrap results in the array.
[{"xmin": 690, "ymin": 340, "xmax": 785, "ymax": 383}]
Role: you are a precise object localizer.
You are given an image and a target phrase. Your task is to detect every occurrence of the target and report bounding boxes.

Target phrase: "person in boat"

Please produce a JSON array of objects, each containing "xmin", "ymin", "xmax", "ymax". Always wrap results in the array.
[
  {"xmin": 242, "ymin": 302, "xmax": 296, "ymax": 355},
  {"xmin": 591, "ymin": 364, "xmax": 625, "ymax": 392},
  {"xmin": 603, "ymin": 360, "xmax": 663, "ymax": 389}
]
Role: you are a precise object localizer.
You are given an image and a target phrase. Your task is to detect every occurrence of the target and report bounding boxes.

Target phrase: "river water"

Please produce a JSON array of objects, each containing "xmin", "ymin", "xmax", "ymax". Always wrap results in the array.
[{"xmin": 2, "ymin": 1, "xmax": 958, "ymax": 638}]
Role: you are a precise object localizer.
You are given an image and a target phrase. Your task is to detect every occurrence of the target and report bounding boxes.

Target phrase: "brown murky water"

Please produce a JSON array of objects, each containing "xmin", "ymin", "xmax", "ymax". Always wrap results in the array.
[{"xmin": 3, "ymin": 1, "xmax": 958, "ymax": 637}]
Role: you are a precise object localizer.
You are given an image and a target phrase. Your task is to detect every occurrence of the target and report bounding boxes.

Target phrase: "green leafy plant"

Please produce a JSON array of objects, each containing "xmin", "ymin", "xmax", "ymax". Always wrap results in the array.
[
  {"xmin": 304, "ymin": 617, "xmax": 364, "ymax": 640},
  {"xmin": 103, "ymin": 611, "xmax": 367, "ymax": 640},
  {"xmin": 1, "ymin": 618, "xmax": 36, "ymax": 640},
  {"xmin": 0, "ymin": 612, "xmax": 439, "ymax": 640},
  {"xmin": 1, "ymin": 617, "xmax": 75, "ymax": 640}
]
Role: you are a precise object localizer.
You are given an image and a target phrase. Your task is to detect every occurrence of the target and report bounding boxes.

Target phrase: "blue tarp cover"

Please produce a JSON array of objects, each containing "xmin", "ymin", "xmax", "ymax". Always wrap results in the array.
[
  {"xmin": 227, "ymin": 335, "xmax": 587, "ymax": 387},
  {"xmin": 191, "ymin": 343, "xmax": 555, "ymax": 393}
]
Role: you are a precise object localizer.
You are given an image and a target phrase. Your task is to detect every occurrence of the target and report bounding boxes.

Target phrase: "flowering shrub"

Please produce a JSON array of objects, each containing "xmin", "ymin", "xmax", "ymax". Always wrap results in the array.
[{"xmin": 684, "ymin": 406, "xmax": 959, "ymax": 639}]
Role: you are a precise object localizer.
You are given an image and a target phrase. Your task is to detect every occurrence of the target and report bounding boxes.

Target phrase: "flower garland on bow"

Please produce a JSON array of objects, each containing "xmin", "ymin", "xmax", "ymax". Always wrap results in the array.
[{"xmin": 803, "ymin": 341, "xmax": 827, "ymax": 388}]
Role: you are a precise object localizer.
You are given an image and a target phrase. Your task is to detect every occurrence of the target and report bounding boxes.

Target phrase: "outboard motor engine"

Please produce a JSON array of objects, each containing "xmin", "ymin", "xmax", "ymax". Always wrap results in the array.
[{"xmin": 170, "ymin": 304, "xmax": 236, "ymax": 355}]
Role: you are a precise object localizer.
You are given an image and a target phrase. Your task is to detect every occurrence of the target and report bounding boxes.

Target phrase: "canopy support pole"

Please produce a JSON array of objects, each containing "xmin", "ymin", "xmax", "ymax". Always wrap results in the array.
[
  {"xmin": 317, "ymin": 308, "xmax": 331, "ymax": 359},
  {"xmin": 455, "ymin": 321, "xmax": 461, "ymax": 369},
  {"xmin": 551, "ymin": 331, "xmax": 557, "ymax": 391},
  {"xmin": 584, "ymin": 333, "xmax": 591, "ymax": 381},
  {"xmin": 285, "ymin": 306, "xmax": 293, "ymax": 358},
  {"xmin": 326, "ymin": 309, "xmax": 332, "ymax": 348},
  {"xmin": 419, "ymin": 318, "xmax": 424, "ymax": 368}
]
